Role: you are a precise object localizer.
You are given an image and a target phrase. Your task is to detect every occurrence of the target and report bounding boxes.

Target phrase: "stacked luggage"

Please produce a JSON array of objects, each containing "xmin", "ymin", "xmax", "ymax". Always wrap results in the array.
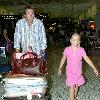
[
  {"xmin": 3, "ymin": 76, "xmax": 47, "ymax": 99},
  {"xmin": 2, "ymin": 51, "xmax": 48, "ymax": 100}
]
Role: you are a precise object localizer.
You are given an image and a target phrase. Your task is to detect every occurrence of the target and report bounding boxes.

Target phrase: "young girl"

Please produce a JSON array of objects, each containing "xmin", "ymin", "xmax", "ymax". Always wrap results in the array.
[{"xmin": 58, "ymin": 33, "xmax": 98, "ymax": 100}]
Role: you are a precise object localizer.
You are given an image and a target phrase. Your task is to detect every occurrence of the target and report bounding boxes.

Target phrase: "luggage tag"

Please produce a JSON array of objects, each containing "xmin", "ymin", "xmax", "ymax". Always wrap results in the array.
[
  {"xmin": 27, "ymin": 88, "xmax": 32, "ymax": 100},
  {"xmin": 27, "ymin": 88, "xmax": 41, "ymax": 100}
]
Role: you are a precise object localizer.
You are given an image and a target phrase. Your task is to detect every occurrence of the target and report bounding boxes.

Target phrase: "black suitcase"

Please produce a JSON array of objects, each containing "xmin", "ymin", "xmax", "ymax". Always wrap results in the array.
[{"xmin": 0, "ymin": 56, "xmax": 11, "ymax": 73}]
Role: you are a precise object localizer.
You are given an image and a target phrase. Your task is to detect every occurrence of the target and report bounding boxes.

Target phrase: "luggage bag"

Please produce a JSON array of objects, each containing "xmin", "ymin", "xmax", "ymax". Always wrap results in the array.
[
  {"xmin": 3, "ymin": 51, "xmax": 48, "ymax": 99},
  {"xmin": 3, "ymin": 75, "xmax": 47, "ymax": 98},
  {"xmin": 0, "ymin": 47, "xmax": 11, "ymax": 74}
]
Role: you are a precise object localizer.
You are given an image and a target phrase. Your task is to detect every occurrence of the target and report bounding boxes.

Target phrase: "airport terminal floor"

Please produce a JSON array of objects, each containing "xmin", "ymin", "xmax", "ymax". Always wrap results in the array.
[
  {"xmin": 0, "ymin": 39, "xmax": 100, "ymax": 100},
  {"xmin": 46, "ymin": 40, "xmax": 100, "ymax": 100}
]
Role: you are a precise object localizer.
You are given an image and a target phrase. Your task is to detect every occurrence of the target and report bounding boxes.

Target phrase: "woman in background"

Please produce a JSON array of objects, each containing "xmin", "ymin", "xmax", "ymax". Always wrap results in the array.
[{"xmin": 0, "ymin": 28, "xmax": 13, "ymax": 56}]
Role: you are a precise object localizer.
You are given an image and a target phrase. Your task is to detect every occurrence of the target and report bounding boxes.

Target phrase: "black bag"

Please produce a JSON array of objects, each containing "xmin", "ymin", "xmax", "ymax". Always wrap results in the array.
[
  {"xmin": 0, "ymin": 56, "xmax": 11, "ymax": 73},
  {"xmin": 0, "ymin": 56, "xmax": 8, "ymax": 65}
]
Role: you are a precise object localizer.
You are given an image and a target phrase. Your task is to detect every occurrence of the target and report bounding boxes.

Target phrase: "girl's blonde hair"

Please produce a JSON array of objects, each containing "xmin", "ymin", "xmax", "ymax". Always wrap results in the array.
[
  {"xmin": 70, "ymin": 33, "xmax": 81, "ymax": 46},
  {"xmin": 71, "ymin": 33, "xmax": 80, "ymax": 39}
]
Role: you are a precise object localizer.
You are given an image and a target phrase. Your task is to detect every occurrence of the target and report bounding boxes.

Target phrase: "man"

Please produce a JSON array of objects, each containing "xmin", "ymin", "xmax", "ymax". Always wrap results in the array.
[{"xmin": 14, "ymin": 6, "xmax": 47, "ymax": 56}]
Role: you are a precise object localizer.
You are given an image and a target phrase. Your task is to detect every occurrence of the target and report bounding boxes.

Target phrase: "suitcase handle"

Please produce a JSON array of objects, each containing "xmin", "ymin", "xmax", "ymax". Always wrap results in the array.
[{"xmin": 20, "ymin": 52, "xmax": 38, "ymax": 59}]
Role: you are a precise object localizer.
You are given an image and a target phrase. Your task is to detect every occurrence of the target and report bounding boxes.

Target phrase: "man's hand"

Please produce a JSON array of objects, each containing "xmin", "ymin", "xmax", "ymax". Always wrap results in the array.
[
  {"xmin": 15, "ymin": 49, "xmax": 20, "ymax": 53},
  {"xmin": 38, "ymin": 54, "xmax": 41, "ymax": 59}
]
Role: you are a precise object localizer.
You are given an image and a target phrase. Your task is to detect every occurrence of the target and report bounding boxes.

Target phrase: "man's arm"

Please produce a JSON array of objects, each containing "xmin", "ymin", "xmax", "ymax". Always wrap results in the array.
[
  {"xmin": 14, "ymin": 21, "xmax": 21, "ymax": 52},
  {"xmin": 40, "ymin": 22, "xmax": 47, "ymax": 51}
]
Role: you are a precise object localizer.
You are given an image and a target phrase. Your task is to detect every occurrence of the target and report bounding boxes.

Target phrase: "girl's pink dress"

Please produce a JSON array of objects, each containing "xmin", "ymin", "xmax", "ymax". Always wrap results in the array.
[{"xmin": 63, "ymin": 46, "xmax": 86, "ymax": 86}]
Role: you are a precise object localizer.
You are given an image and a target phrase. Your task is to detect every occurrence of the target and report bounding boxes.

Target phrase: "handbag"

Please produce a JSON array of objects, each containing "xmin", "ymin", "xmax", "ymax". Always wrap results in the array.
[{"xmin": 11, "ymin": 52, "xmax": 47, "ymax": 76}]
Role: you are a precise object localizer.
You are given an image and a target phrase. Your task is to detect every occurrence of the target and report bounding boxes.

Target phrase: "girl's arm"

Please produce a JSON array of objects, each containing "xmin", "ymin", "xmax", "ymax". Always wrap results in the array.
[
  {"xmin": 58, "ymin": 54, "xmax": 66, "ymax": 75},
  {"xmin": 83, "ymin": 55, "xmax": 98, "ymax": 76}
]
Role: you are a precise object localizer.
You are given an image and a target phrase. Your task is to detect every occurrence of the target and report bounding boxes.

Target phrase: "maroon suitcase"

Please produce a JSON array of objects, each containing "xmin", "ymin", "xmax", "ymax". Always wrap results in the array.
[{"xmin": 11, "ymin": 52, "xmax": 47, "ymax": 76}]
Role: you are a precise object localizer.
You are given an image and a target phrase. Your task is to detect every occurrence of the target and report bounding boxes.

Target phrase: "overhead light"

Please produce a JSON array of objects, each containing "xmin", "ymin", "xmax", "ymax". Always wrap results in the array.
[{"xmin": 89, "ymin": 21, "xmax": 94, "ymax": 22}]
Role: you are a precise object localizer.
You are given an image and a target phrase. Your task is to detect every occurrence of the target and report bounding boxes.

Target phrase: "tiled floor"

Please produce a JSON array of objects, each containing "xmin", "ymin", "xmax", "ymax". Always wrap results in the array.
[
  {"xmin": 0, "ymin": 40, "xmax": 100, "ymax": 100},
  {"xmin": 50, "ymin": 67, "xmax": 100, "ymax": 100}
]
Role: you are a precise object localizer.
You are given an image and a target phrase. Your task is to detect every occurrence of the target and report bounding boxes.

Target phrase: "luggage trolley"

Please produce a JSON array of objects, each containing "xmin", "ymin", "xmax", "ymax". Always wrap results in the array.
[{"xmin": 2, "ymin": 51, "xmax": 48, "ymax": 100}]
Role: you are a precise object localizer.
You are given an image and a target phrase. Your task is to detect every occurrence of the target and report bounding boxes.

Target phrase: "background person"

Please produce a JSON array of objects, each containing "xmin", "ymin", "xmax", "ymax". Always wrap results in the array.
[{"xmin": 0, "ymin": 28, "xmax": 13, "ymax": 57}]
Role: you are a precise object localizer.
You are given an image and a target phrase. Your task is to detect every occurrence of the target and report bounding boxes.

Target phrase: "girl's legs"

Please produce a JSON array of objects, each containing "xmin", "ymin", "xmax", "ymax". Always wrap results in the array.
[
  {"xmin": 69, "ymin": 85, "xmax": 75, "ymax": 100},
  {"xmin": 69, "ymin": 85, "xmax": 79, "ymax": 100},
  {"xmin": 74, "ymin": 85, "xmax": 78, "ymax": 100}
]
